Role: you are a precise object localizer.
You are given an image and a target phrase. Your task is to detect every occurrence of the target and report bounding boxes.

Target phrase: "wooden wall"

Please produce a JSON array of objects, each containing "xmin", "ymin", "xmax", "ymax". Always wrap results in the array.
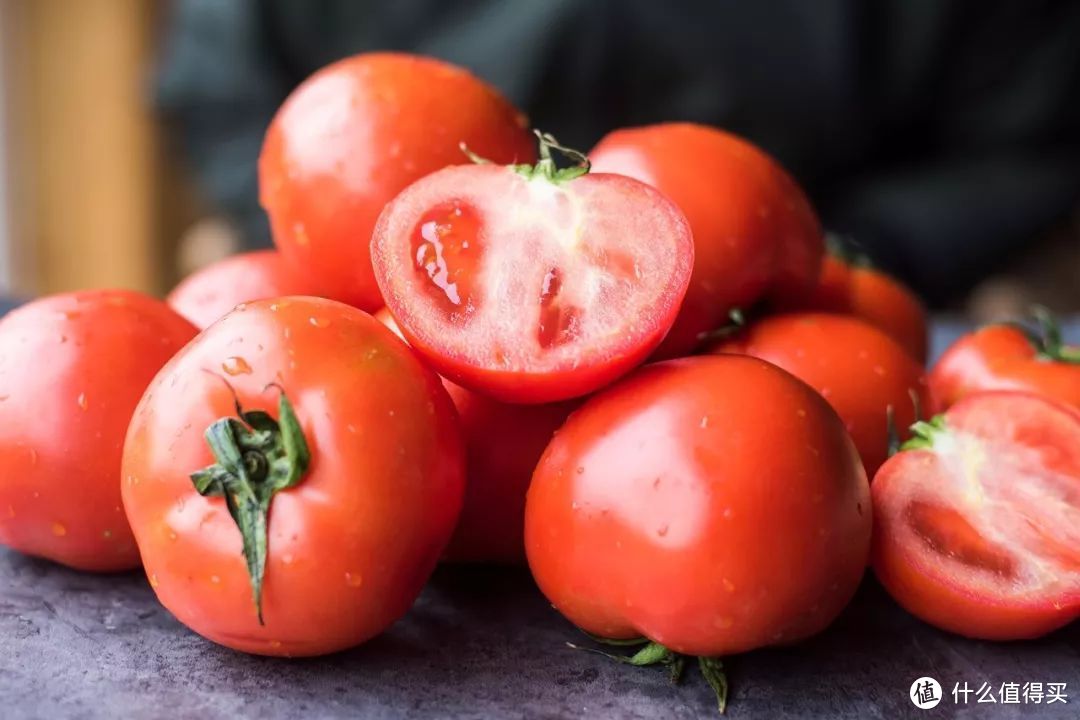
[{"xmin": 4, "ymin": 0, "xmax": 194, "ymax": 297}]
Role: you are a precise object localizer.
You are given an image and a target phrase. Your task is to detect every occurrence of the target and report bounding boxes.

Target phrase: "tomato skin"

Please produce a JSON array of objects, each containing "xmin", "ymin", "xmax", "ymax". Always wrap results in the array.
[
  {"xmin": 374, "ymin": 308, "xmax": 575, "ymax": 563},
  {"xmin": 371, "ymin": 163, "xmax": 694, "ymax": 404},
  {"xmin": 525, "ymin": 355, "xmax": 870, "ymax": 657},
  {"xmin": 871, "ymin": 392, "xmax": 1080, "ymax": 640},
  {"xmin": 121, "ymin": 298, "xmax": 464, "ymax": 656},
  {"xmin": 167, "ymin": 250, "xmax": 323, "ymax": 329},
  {"xmin": 709, "ymin": 313, "xmax": 928, "ymax": 477},
  {"xmin": 929, "ymin": 325, "xmax": 1080, "ymax": 412},
  {"xmin": 589, "ymin": 123, "xmax": 823, "ymax": 357},
  {"xmin": 787, "ymin": 255, "xmax": 928, "ymax": 362},
  {"xmin": 259, "ymin": 53, "xmax": 535, "ymax": 310},
  {"xmin": 0, "ymin": 290, "xmax": 197, "ymax": 571}
]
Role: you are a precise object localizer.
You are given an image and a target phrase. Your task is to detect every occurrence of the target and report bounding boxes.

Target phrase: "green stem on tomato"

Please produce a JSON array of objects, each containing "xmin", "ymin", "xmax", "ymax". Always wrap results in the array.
[{"xmin": 189, "ymin": 385, "xmax": 311, "ymax": 624}]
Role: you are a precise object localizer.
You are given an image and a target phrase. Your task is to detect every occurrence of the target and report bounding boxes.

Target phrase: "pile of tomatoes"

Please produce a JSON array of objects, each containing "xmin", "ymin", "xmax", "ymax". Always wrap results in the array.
[{"xmin": 1, "ymin": 53, "xmax": 1077, "ymax": 712}]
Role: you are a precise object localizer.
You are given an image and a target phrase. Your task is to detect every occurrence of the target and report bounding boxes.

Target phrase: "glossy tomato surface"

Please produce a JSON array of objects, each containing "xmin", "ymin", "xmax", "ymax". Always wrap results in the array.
[
  {"xmin": 0, "ymin": 290, "xmax": 197, "ymax": 571},
  {"xmin": 122, "ymin": 297, "xmax": 464, "ymax": 656},
  {"xmin": 371, "ymin": 159, "xmax": 694, "ymax": 403},
  {"xmin": 790, "ymin": 255, "xmax": 928, "ymax": 362},
  {"xmin": 929, "ymin": 324, "xmax": 1080, "ymax": 412},
  {"xmin": 526, "ymin": 355, "xmax": 870, "ymax": 657},
  {"xmin": 375, "ymin": 308, "xmax": 576, "ymax": 563},
  {"xmin": 710, "ymin": 313, "xmax": 927, "ymax": 477},
  {"xmin": 872, "ymin": 392, "xmax": 1080, "ymax": 639},
  {"xmin": 590, "ymin": 123, "xmax": 823, "ymax": 357},
  {"xmin": 167, "ymin": 250, "xmax": 322, "ymax": 329},
  {"xmin": 259, "ymin": 53, "xmax": 535, "ymax": 310}
]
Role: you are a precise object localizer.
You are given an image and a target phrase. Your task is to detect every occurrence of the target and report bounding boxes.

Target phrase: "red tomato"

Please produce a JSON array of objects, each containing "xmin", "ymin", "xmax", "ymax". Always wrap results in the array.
[
  {"xmin": 374, "ymin": 308, "xmax": 574, "ymax": 563},
  {"xmin": 872, "ymin": 392, "xmax": 1080, "ymax": 639},
  {"xmin": 167, "ymin": 250, "xmax": 323, "ymax": 329},
  {"xmin": 371, "ymin": 134, "xmax": 694, "ymax": 403},
  {"xmin": 929, "ymin": 313, "xmax": 1080, "ymax": 412},
  {"xmin": 708, "ymin": 314, "xmax": 928, "ymax": 477},
  {"xmin": 786, "ymin": 254, "xmax": 928, "ymax": 362},
  {"xmin": 589, "ymin": 123, "xmax": 823, "ymax": 357},
  {"xmin": 0, "ymin": 290, "xmax": 197, "ymax": 571},
  {"xmin": 122, "ymin": 297, "xmax": 464, "ymax": 656},
  {"xmin": 259, "ymin": 53, "xmax": 536, "ymax": 310},
  {"xmin": 526, "ymin": 355, "xmax": 870, "ymax": 659}
]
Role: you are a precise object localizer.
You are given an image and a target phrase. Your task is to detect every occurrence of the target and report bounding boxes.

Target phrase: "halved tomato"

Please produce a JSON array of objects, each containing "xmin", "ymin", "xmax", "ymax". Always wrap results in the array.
[
  {"xmin": 371, "ymin": 134, "xmax": 694, "ymax": 403},
  {"xmin": 872, "ymin": 391, "xmax": 1080, "ymax": 640}
]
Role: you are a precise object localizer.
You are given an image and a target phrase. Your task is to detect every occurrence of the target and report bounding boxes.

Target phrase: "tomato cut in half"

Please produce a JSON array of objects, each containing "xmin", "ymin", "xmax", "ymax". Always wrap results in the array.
[
  {"xmin": 872, "ymin": 391, "xmax": 1080, "ymax": 640},
  {"xmin": 371, "ymin": 135, "xmax": 694, "ymax": 403}
]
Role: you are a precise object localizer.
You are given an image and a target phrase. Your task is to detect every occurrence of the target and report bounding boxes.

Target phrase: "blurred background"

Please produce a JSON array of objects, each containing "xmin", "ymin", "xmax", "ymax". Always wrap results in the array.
[{"xmin": 1, "ymin": 0, "xmax": 1078, "ymax": 317}]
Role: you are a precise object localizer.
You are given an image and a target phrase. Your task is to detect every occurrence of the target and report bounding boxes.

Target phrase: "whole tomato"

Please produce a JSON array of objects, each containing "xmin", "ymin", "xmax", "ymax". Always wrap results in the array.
[
  {"xmin": 709, "ymin": 313, "xmax": 928, "ymax": 477},
  {"xmin": 589, "ymin": 123, "xmax": 823, "ymax": 357},
  {"xmin": 375, "ymin": 308, "xmax": 575, "ymax": 563},
  {"xmin": 929, "ymin": 309, "xmax": 1080, "ymax": 411},
  {"xmin": 122, "ymin": 297, "xmax": 464, "ymax": 656},
  {"xmin": 526, "ymin": 355, "xmax": 869, "ymax": 705},
  {"xmin": 873, "ymin": 392, "xmax": 1080, "ymax": 639},
  {"xmin": 789, "ymin": 253, "xmax": 928, "ymax": 362},
  {"xmin": 168, "ymin": 250, "xmax": 323, "ymax": 329},
  {"xmin": 259, "ymin": 52, "xmax": 536, "ymax": 310},
  {"xmin": 0, "ymin": 290, "xmax": 197, "ymax": 571}
]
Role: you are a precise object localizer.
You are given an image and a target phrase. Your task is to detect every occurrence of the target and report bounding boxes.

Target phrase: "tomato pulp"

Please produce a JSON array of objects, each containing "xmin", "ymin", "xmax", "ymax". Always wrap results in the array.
[
  {"xmin": 872, "ymin": 392, "xmax": 1080, "ymax": 639},
  {"xmin": 371, "ymin": 135, "xmax": 694, "ymax": 403}
]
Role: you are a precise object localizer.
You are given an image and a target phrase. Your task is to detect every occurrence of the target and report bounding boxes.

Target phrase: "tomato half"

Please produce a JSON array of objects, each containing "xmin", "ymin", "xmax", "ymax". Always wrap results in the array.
[
  {"xmin": 375, "ymin": 308, "xmax": 576, "ymax": 563},
  {"xmin": 709, "ymin": 313, "xmax": 928, "ymax": 477},
  {"xmin": 526, "ymin": 355, "xmax": 870, "ymax": 659},
  {"xmin": 0, "ymin": 290, "xmax": 197, "ymax": 571},
  {"xmin": 589, "ymin": 123, "xmax": 823, "ymax": 357},
  {"xmin": 167, "ymin": 250, "xmax": 323, "ymax": 329},
  {"xmin": 872, "ymin": 392, "xmax": 1080, "ymax": 639},
  {"xmin": 929, "ymin": 313, "xmax": 1080, "ymax": 412},
  {"xmin": 371, "ymin": 135, "xmax": 694, "ymax": 403},
  {"xmin": 122, "ymin": 297, "xmax": 464, "ymax": 656},
  {"xmin": 786, "ymin": 254, "xmax": 928, "ymax": 362},
  {"xmin": 259, "ymin": 52, "xmax": 536, "ymax": 310}
]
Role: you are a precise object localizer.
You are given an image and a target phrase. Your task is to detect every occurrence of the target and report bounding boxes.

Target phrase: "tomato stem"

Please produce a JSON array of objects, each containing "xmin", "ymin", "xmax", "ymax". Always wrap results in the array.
[
  {"xmin": 567, "ymin": 636, "xmax": 728, "ymax": 713},
  {"xmin": 899, "ymin": 414, "xmax": 948, "ymax": 451},
  {"xmin": 1007, "ymin": 306, "xmax": 1080, "ymax": 365},
  {"xmin": 189, "ymin": 386, "xmax": 311, "ymax": 624},
  {"xmin": 696, "ymin": 307, "xmax": 748, "ymax": 344},
  {"xmin": 513, "ymin": 130, "xmax": 591, "ymax": 184},
  {"xmin": 824, "ymin": 232, "xmax": 873, "ymax": 268}
]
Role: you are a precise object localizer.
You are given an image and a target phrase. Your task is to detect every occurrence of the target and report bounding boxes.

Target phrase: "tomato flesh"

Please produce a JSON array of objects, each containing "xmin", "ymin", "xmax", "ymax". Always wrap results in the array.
[
  {"xmin": 872, "ymin": 392, "xmax": 1080, "ymax": 639},
  {"xmin": 372, "ymin": 165, "xmax": 694, "ymax": 403}
]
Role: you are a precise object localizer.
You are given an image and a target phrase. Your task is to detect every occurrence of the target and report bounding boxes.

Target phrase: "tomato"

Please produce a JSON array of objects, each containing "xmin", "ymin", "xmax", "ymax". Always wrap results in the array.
[
  {"xmin": 784, "ymin": 253, "xmax": 928, "ymax": 362},
  {"xmin": 929, "ymin": 311, "xmax": 1080, "ymax": 412},
  {"xmin": 121, "ymin": 297, "xmax": 464, "ymax": 656},
  {"xmin": 167, "ymin": 250, "xmax": 323, "ymax": 329},
  {"xmin": 708, "ymin": 313, "xmax": 928, "ymax": 477},
  {"xmin": 872, "ymin": 392, "xmax": 1080, "ymax": 639},
  {"xmin": 374, "ymin": 308, "xmax": 576, "ymax": 563},
  {"xmin": 0, "ymin": 290, "xmax": 197, "ymax": 571},
  {"xmin": 259, "ymin": 52, "xmax": 536, "ymax": 310},
  {"xmin": 371, "ymin": 134, "xmax": 694, "ymax": 403},
  {"xmin": 525, "ymin": 355, "xmax": 870, "ymax": 662},
  {"xmin": 589, "ymin": 123, "xmax": 823, "ymax": 357}
]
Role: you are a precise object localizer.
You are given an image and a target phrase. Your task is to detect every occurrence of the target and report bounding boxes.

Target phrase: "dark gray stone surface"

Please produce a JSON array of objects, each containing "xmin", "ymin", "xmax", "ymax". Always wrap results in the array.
[{"xmin": 0, "ymin": 317, "xmax": 1077, "ymax": 719}]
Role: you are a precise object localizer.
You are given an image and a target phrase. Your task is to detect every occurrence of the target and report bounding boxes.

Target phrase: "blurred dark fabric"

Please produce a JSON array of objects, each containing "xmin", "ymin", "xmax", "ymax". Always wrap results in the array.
[{"xmin": 156, "ymin": 0, "xmax": 1080, "ymax": 307}]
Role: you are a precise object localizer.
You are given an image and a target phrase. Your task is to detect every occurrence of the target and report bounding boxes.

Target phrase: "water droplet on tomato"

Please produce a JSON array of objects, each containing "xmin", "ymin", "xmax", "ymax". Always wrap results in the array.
[
  {"xmin": 282, "ymin": 553, "xmax": 294, "ymax": 565},
  {"xmin": 309, "ymin": 316, "xmax": 330, "ymax": 328},
  {"xmin": 345, "ymin": 571, "xmax": 364, "ymax": 587},
  {"xmin": 222, "ymin": 356, "xmax": 252, "ymax": 376},
  {"xmin": 699, "ymin": 415, "xmax": 710, "ymax": 429},
  {"xmin": 293, "ymin": 222, "xmax": 309, "ymax": 246},
  {"xmin": 873, "ymin": 365, "xmax": 886, "ymax": 377},
  {"xmin": 168, "ymin": 531, "xmax": 177, "ymax": 541},
  {"xmin": 77, "ymin": 392, "xmax": 88, "ymax": 410},
  {"xmin": 346, "ymin": 424, "xmax": 357, "ymax": 434},
  {"xmin": 211, "ymin": 575, "xmax": 220, "ymax": 584},
  {"xmin": 149, "ymin": 574, "xmax": 160, "ymax": 588},
  {"xmin": 656, "ymin": 524, "xmax": 669, "ymax": 537},
  {"xmin": 411, "ymin": 201, "xmax": 483, "ymax": 320},
  {"xmin": 51, "ymin": 522, "xmax": 66, "ymax": 537},
  {"xmin": 575, "ymin": 466, "xmax": 584, "ymax": 474},
  {"xmin": 713, "ymin": 615, "xmax": 735, "ymax": 629},
  {"xmin": 722, "ymin": 578, "xmax": 736, "ymax": 593},
  {"xmin": 59, "ymin": 335, "xmax": 68, "ymax": 344},
  {"xmin": 27, "ymin": 448, "xmax": 37, "ymax": 466},
  {"xmin": 537, "ymin": 267, "xmax": 582, "ymax": 350},
  {"xmin": 102, "ymin": 529, "xmax": 112, "ymax": 539}
]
